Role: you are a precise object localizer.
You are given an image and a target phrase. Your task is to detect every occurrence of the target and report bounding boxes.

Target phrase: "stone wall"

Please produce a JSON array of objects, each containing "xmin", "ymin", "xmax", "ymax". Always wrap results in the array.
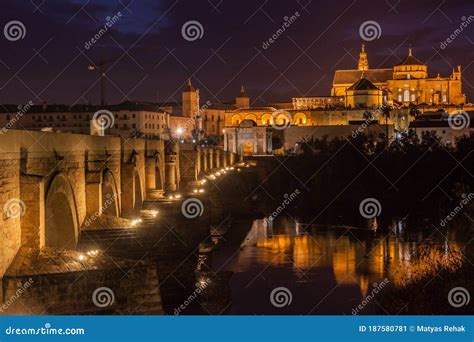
[{"xmin": 0, "ymin": 130, "xmax": 180, "ymax": 281}]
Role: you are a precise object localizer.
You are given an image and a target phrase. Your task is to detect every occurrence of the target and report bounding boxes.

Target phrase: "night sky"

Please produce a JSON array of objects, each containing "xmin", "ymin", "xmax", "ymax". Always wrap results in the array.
[{"xmin": 0, "ymin": 0, "xmax": 473, "ymax": 107}]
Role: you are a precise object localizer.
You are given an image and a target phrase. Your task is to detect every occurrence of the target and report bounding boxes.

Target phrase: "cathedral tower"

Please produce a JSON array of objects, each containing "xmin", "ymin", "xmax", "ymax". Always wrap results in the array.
[{"xmin": 358, "ymin": 44, "xmax": 369, "ymax": 71}]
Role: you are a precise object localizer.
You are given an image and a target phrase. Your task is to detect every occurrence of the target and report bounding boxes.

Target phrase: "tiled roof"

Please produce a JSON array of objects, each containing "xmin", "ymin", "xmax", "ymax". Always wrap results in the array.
[
  {"xmin": 207, "ymin": 103, "xmax": 237, "ymax": 110},
  {"xmin": 347, "ymin": 77, "xmax": 379, "ymax": 91},
  {"xmin": 333, "ymin": 69, "xmax": 393, "ymax": 85},
  {"xmin": 396, "ymin": 55, "xmax": 425, "ymax": 66},
  {"xmin": 0, "ymin": 101, "xmax": 179, "ymax": 113}
]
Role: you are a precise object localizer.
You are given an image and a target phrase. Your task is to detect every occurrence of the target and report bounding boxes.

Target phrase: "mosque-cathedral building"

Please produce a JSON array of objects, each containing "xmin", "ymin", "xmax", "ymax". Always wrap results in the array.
[{"xmin": 193, "ymin": 44, "xmax": 470, "ymax": 155}]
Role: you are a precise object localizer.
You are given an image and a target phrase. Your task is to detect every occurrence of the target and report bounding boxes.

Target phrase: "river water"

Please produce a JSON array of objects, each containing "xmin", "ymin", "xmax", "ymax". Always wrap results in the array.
[{"xmin": 211, "ymin": 215, "xmax": 463, "ymax": 315}]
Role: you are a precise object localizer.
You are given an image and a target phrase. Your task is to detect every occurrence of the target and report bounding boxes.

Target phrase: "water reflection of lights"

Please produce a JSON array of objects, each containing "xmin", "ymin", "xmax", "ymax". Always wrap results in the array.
[{"xmin": 238, "ymin": 218, "xmax": 464, "ymax": 298}]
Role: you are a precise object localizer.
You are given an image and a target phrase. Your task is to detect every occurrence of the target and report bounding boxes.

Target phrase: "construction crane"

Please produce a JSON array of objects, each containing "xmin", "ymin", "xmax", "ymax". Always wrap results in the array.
[{"xmin": 88, "ymin": 58, "xmax": 113, "ymax": 106}]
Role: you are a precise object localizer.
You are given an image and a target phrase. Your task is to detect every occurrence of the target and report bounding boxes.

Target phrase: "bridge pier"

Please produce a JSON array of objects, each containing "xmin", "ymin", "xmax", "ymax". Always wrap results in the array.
[
  {"xmin": 208, "ymin": 148, "xmax": 214, "ymax": 170},
  {"xmin": 214, "ymin": 148, "xmax": 221, "ymax": 170},
  {"xmin": 178, "ymin": 143, "xmax": 201, "ymax": 189},
  {"xmin": 85, "ymin": 171, "xmax": 103, "ymax": 219},
  {"xmin": 201, "ymin": 148, "xmax": 208, "ymax": 175},
  {"xmin": 20, "ymin": 174, "xmax": 45, "ymax": 249}
]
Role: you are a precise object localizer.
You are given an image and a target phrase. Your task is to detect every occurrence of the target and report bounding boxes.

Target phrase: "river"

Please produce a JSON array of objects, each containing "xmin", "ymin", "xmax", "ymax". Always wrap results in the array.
[{"xmin": 210, "ymin": 215, "xmax": 463, "ymax": 315}]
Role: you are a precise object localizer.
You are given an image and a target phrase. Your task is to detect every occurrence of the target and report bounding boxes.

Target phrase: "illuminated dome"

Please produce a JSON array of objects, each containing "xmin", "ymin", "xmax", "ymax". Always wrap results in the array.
[{"xmin": 393, "ymin": 48, "xmax": 427, "ymax": 80}]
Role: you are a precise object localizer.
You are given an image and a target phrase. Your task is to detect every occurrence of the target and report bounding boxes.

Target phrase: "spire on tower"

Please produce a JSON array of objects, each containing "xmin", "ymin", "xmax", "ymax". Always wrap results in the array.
[
  {"xmin": 238, "ymin": 85, "xmax": 248, "ymax": 98},
  {"xmin": 183, "ymin": 78, "xmax": 196, "ymax": 92},
  {"xmin": 358, "ymin": 43, "xmax": 369, "ymax": 71}
]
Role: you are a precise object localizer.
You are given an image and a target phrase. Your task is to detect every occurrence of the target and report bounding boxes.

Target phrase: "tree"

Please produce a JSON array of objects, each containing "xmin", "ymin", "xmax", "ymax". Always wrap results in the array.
[
  {"xmin": 363, "ymin": 110, "xmax": 374, "ymax": 123},
  {"xmin": 409, "ymin": 103, "xmax": 421, "ymax": 135},
  {"xmin": 381, "ymin": 104, "xmax": 392, "ymax": 148}
]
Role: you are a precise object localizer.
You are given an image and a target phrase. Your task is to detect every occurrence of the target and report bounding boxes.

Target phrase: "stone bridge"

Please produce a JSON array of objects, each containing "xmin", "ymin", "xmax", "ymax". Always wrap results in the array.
[{"xmin": 0, "ymin": 129, "xmax": 239, "ymax": 314}]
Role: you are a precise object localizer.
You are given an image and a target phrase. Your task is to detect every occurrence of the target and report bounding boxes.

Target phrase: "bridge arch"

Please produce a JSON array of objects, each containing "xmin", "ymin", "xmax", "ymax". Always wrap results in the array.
[
  {"xmin": 45, "ymin": 173, "xmax": 79, "ymax": 249},
  {"xmin": 231, "ymin": 114, "xmax": 242, "ymax": 126},
  {"xmin": 133, "ymin": 168, "xmax": 143, "ymax": 211}
]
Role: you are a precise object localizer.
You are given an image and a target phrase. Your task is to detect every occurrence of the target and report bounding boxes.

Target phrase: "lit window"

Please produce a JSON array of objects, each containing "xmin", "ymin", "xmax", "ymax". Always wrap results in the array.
[
  {"xmin": 411, "ymin": 94, "xmax": 416, "ymax": 102},
  {"xmin": 403, "ymin": 90, "xmax": 410, "ymax": 102}
]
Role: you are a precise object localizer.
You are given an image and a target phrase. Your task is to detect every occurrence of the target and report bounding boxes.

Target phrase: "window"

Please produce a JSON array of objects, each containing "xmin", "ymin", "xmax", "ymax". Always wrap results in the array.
[
  {"xmin": 398, "ymin": 95, "xmax": 402, "ymax": 102},
  {"xmin": 411, "ymin": 94, "xmax": 416, "ymax": 102},
  {"xmin": 132, "ymin": 123, "xmax": 136, "ymax": 128},
  {"xmin": 133, "ymin": 114, "xmax": 136, "ymax": 118},
  {"xmin": 403, "ymin": 90, "xmax": 410, "ymax": 102},
  {"xmin": 442, "ymin": 95, "xmax": 447, "ymax": 102},
  {"xmin": 407, "ymin": 74, "xmax": 411, "ymax": 79}
]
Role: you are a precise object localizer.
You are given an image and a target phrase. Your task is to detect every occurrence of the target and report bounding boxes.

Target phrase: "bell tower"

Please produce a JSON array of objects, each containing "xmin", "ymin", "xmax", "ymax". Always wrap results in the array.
[
  {"xmin": 358, "ymin": 44, "xmax": 369, "ymax": 71},
  {"xmin": 182, "ymin": 78, "xmax": 198, "ymax": 118},
  {"xmin": 235, "ymin": 85, "xmax": 250, "ymax": 109}
]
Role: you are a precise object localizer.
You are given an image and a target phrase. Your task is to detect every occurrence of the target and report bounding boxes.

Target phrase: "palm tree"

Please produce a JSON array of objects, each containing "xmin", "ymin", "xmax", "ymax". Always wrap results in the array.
[{"xmin": 363, "ymin": 110, "xmax": 373, "ymax": 123}]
